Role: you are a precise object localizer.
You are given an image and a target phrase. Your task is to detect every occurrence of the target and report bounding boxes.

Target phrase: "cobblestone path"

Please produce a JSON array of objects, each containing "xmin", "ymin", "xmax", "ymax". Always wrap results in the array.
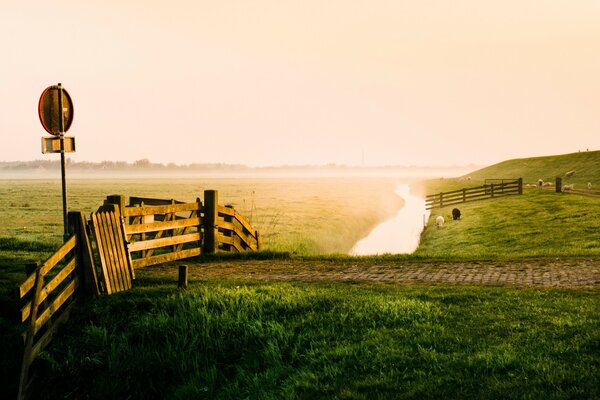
[{"xmin": 149, "ymin": 259, "xmax": 600, "ymax": 289}]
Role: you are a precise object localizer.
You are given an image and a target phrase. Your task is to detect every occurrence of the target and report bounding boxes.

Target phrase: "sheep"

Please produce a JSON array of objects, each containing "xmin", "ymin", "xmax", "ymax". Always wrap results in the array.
[
  {"xmin": 537, "ymin": 179, "xmax": 544, "ymax": 188},
  {"xmin": 543, "ymin": 182, "xmax": 553, "ymax": 187},
  {"xmin": 566, "ymin": 170, "xmax": 575, "ymax": 178},
  {"xmin": 452, "ymin": 208, "xmax": 461, "ymax": 220},
  {"xmin": 563, "ymin": 184, "xmax": 574, "ymax": 191},
  {"xmin": 436, "ymin": 215, "xmax": 445, "ymax": 229},
  {"xmin": 588, "ymin": 182, "xmax": 592, "ymax": 190}
]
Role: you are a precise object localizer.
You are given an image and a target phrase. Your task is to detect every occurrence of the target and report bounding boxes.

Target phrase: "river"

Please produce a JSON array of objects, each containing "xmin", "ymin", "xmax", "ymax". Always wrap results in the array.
[{"xmin": 350, "ymin": 184, "xmax": 429, "ymax": 255}]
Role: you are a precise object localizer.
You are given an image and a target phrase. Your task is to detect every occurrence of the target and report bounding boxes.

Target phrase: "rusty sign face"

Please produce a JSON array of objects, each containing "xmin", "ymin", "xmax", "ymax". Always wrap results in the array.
[{"xmin": 38, "ymin": 84, "xmax": 74, "ymax": 135}]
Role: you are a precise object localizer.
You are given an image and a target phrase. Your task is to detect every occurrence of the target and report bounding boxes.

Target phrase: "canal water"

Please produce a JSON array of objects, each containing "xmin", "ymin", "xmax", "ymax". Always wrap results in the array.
[{"xmin": 350, "ymin": 184, "xmax": 429, "ymax": 255}]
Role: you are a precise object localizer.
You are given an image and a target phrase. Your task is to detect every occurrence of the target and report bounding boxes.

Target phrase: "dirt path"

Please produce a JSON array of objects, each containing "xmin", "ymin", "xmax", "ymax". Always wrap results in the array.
[{"xmin": 146, "ymin": 259, "xmax": 600, "ymax": 289}]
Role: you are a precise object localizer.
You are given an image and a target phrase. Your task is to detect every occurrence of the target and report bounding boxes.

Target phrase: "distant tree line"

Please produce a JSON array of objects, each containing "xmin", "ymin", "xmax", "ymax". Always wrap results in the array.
[{"xmin": 0, "ymin": 159, "xmax": 479, "ymax": 174}]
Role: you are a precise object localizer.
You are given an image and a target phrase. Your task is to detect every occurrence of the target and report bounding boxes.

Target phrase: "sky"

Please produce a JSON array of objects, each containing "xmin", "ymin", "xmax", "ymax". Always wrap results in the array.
[{"xmin": 1, "ymin": 0, "xmax": 599, "ymax": 167}]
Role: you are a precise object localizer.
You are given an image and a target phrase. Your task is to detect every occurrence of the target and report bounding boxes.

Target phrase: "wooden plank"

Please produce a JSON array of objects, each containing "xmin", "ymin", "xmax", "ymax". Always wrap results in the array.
[
  {"xmin": 132, "ymin": 247, "xmax": 201, "ymax": 269},
  {"xmin": 124, "ymin": 202, "xmax": 200, "ymax": 217},
  {"xmin": 144, "ymin": 212, "xmax": 174, "ymax": 258},
  {"xmin": 175, "ymin": 209, "xmax": 200, "ymax": 252},
  {"xmin": 217, "ymin": 234, "xmax": 243, "ymax": 252},
  {"xmin": 19, "ymin": 235, "xmax": 77, "ymax": 299},
  {"xmin": 232, "ymin": 210, "xmax": 256, "ymax": 238},
  {"xmin": 126, "ymin": 217, "xmax": 201, "ymax": 235},
  {"xmin": 21, "ymin": 256, "xmax": 77, "ymax": 322},
  {"xmin": 128, "ymin": 232, "xmax": 201, "ymax": 252},
  {"xmin": 34, "ymin": 277, "xmax": 78, "ymax": 335},
  {"xmin": 129, "ymin": 196, "xmax": 185, "ymax": 206},
  {"xmin": 98, "ymin": 211, "xmax": 123, "ymax": 292},
  {"xmin": 28, "ymin": 299, "xmax": 76, "ymax": 363},
  {"xmin": 218, "ymin": 205, "xmax": 235, "ymax": 217},
  {"xmin": 218, "ymin": 222, "xmax": 257, "ymax": 251},
  {"xmin": 218, "ymin": 206, "xmax": 257, "ymax": 239},
  {"xmin": 107, "ymin": 211, "xmax": 131, "ymax": 291},
  {"xmin": 105, "ymin": 210, "xmax": 129, "ymax": 292},
  {"xmin": 91, "ymin": 212, "xmax": 114, "ymax": 294}
]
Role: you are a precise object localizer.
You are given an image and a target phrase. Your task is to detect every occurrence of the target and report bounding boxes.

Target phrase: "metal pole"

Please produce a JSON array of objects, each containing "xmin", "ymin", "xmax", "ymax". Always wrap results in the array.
[{"xmin": 58, "ymin": 83, "xmax": 69, "ymax": 241}]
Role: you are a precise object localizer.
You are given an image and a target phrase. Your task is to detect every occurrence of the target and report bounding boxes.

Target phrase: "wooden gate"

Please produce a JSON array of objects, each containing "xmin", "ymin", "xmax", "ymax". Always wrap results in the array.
[{"xmin": 90, "ymin": 205, "xmax": 134, "ymax": 294}]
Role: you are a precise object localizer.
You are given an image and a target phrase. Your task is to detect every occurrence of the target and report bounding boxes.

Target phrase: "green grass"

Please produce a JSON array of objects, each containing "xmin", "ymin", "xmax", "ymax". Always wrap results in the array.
[
  {"xmin": 417, "ymin": 190, "xmax": 600, "ymax": 259},
  {"xmin": 0, "ymin": 177, "xmax": 403, "ymax": 255},
  {"xmin": 17, "ymin": 278, "xmax": 599, "ymax": 400},
  {"xmin": 465, "ymin": 150, "xmax": 600, "ymax": 186}
]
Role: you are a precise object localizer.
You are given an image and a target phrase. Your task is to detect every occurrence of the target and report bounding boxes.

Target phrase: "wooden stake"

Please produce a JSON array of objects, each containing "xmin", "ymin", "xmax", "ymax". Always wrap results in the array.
[{"xmin": 178, "ymin": 265, "xmax": 188, "ymax": 289}]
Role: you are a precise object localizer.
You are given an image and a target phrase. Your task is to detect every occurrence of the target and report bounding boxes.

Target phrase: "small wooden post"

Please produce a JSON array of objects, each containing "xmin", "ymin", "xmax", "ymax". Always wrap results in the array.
[
  {"xmin": 439, "ymin": 192, "xmax": 443, "ymax": 208},
  {"xmin": 555, "ymin": 177, "xmax": 562, "ymax": 193},
  {"xmin": 178, "ymin": 265, "xmax": 188, "ymax": 289},
  {"xmin": 203, "ymin": 190, "xmax": 218, "ymax": 253},
  {"xmin": 462, "ymin": 188, "xmax": 466, "ymax": 203},
  {"xmin": 491, "ymin": 183, "xmax": 495, "ymax": 198},
  {"xmin": 518, "ymin": 178, "xmax": 523, "ymax": 195}
]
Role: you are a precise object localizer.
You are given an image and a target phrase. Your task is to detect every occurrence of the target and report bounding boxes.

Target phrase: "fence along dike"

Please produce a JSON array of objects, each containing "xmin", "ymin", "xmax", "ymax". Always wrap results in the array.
[
  {"xmin": 426, "ymin": 178, "xmax": 523, "ymax": 210},
  {"xmin": 16, "ymin": 190, "xmax": 260, "ymax": 399}
]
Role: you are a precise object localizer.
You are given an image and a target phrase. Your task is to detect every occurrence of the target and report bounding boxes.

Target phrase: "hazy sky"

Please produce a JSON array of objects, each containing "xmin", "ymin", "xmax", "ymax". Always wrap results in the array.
[{"xmin": 2, "ymin": 1, "xmax": 599, "ymax": 167}]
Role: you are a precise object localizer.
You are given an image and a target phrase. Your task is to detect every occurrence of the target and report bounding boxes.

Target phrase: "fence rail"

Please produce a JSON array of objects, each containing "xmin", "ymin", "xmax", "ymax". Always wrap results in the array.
[{"xmin": 426, "ymin": 178, "xmax": 522, "ymax": 210}]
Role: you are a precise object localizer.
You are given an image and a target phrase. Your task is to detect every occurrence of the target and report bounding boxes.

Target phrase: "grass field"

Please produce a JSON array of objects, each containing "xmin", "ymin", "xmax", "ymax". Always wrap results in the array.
[
  {"xmin": 0, "ymin": 176, "xmax": 404, "ymax": 255},
  {"xmin": 10, "ymin": 278, "xmax": 600, "ymax": 400},
  {"xmin": 417, "ymin": 188, "xmax": 600, "ymax": 259},
  {"xmin": 1, "ymin": 151, "xmax": 599, "ymax": 399}
]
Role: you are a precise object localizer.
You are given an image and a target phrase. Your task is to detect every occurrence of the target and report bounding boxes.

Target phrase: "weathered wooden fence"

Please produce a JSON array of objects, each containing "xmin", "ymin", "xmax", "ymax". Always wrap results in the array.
[
  {"xmin": 426, "ymin": 178, "xmax": 522, "ymax": 210},
  {"xmin": 17, "ymin": 212, "xmax": 98, "ymax": 400},
  {"xmin": 17, "ymin": 190, "xmax": 259, "ymax": 399},
  {"xmin": 102, "ymin": 190, "xmax": 261, "ymax": 269}
]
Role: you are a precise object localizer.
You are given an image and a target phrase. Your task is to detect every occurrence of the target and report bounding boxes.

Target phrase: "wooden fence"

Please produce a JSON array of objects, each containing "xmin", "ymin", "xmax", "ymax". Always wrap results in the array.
[
  {"xmin": 103, "ymin": 190, "xmax": 261, "ymax": 269},
  {"xmin": 17, "ymin": 212, "xmax": 98, "ymax": 400},
  {"xmin": 17, "ymin": 190, "xmax": 259, "ymax": 399},
  {"xmin": 426, "ymin": 178, "xmax": 522, "ymax": 210}
]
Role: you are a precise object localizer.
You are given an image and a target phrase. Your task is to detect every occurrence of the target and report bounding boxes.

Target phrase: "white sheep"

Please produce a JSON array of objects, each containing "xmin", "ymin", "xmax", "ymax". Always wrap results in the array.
[
  {"xmin": 537, "ymin": 179, "xmax": 544, "ymax": 188},
  {"xmin": 436, "ymin": 215, "xmax": 445, "ymax": 229},
  {"xmin": 563, "ymin": 184, "xmax": 574, "ymax": 191},
  {"xmin": 566, "ymin": 170, "xmax": 575, "ymax": 178},
  {"xmin": 588, "ymin": 182, "xmax": 592, "ymax": 190}
]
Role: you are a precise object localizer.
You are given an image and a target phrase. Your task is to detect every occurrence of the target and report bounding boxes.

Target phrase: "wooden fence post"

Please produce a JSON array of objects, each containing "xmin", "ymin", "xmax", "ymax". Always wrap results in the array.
[
  {"xmin": 555, "ymin": 177, "xmax": 562, "ymax": 193},
  {"xmin": 68, "ymin": 211, "xmax": 100, "ymax": 296},
  {"xmin": 203, "ymin": 190, "xmax": 218, "ymax": 253},
  {"xmin": 178, "ymin": 265, "xmax": 188, "ymax": 289},
  {"xmin": 439, "ymin": 192, "xmax": 443, "ymax": 208},
  {"xmin": 491, "ymin": 183, "xmax": 495, "ymax": 198},
  {"xmin": 518, "ymin": 178, "xmax": 523, "ymax": 195},
  {"xmin": 105, "ymin": 195, "xmax": 126, "ymax": 216}
]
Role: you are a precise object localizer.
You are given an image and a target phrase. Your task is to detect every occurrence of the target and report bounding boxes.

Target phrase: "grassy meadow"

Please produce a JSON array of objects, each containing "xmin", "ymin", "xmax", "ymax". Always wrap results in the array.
[
  {"xmin": 1, "ymin": 151, "xmax": 599, "ymax": 399},
  {"xmin": 16, "ymin": 279, "xmax": 600, "ymax": 400},
  {"xmin": 0, "ymin": 176, "xmax": 404, "ymax": 255}
]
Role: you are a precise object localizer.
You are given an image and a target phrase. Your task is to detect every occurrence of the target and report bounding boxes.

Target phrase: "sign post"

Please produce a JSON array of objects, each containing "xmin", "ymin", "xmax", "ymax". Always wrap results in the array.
[{"xmin": 38, "ymin": 83, "xmax": 75, "ymax": 241}]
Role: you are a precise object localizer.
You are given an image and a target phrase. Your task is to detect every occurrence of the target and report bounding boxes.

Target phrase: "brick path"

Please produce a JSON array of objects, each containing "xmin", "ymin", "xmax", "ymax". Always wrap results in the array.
[{"xmin": 151, "ymin": 259, "xmax": 600, "ymax": 289}]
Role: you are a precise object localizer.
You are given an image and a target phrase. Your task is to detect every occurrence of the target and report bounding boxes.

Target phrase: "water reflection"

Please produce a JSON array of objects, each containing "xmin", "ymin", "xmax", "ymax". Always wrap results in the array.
[{"xmin": 350, "ymin": 184, "xmax": 429, "ymax": 255}]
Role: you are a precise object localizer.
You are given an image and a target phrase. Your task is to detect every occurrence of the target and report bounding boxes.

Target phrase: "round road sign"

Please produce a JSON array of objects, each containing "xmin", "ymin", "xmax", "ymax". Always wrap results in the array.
[{"xmin": 38, "ymin": 84, "xmax": 74, "ymax": 135}]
